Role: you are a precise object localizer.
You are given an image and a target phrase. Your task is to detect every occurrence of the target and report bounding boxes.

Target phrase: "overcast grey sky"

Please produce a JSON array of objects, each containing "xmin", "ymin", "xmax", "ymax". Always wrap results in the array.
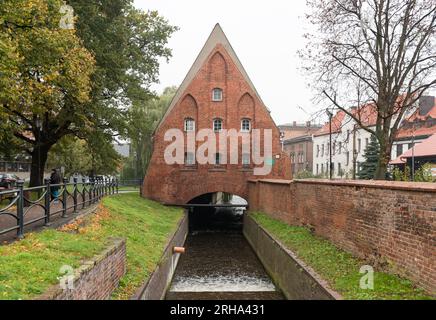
[{"xmin": 134, "ymin": 0, "xmax": 318, "ymax": 125}]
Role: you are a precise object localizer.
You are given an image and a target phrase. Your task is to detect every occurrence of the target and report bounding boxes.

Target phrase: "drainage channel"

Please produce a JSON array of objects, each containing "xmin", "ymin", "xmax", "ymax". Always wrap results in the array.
[{"xmin": 165, "ymin": 196, "xmax": 284, "ymax": 300}]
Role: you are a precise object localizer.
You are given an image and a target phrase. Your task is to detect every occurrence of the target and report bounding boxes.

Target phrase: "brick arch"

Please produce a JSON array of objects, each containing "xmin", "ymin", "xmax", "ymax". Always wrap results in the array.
[
  {"xmin": 238, "ymin": 93, "xmax": 255, "ymax": 118},
  {"xmin": 180, "ymin": 94, "xmax": 198, "ymax": 126},
  {"xmin": 208, "ymin": 51, "xmax": 227, "ymax": 82},
  {"xmin": 180, "ymin": 94, "xmax": 198, "ymax": 110},
  {"xmin": 180, "ymin": 180, "xmax": 249, "ymax": 204}
]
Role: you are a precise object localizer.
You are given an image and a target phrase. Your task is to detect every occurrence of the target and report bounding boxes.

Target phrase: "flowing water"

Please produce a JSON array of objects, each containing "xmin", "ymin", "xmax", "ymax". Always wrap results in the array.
[{"xmin": 166, "ymin": 196, "xmax": 284, "ymax": 300}]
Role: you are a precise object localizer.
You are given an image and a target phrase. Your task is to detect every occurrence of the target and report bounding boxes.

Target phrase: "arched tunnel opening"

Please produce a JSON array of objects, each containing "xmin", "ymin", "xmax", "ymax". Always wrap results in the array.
[
  {"xmin": 166, "ymin": 193, "xmax": 283, "ymax": 300},
  {"xmin": 187, "ymin": 192, "xmax": 248, "ymax": 232}
]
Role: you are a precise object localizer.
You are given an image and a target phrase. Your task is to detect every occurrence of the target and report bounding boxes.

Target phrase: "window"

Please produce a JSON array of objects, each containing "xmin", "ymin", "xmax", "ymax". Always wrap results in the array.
[
  {"xmin": 338, "ymin": 162, "xmax": 342, "ymax": 176},
  {"xmin": 346, "ymin": 151, "xmax": 350, "ymax": 166},
  {"xmin": 333, "ymin": 142, "xmax": 336, "ymax": 155},
  {"xmin": 241, "ymin": 119, "xmax": 251, "ymax": 132},
  {"xmin": 212, "ymin": 88, "xmax": 223, "ymax": 101},
  {"xmin": 321, "ymin": 164, "xmax": 324, "ymax": 173},
  {"xmin": 298, "ymin": 152, "xmax": 303, "ymax": 163},
  {"xmin": 184, "ymin": 118, "xmax": 195, "ymax": 132},
  {"xmin": 321, "ymin": 144, "xmax": 324, "ymax": 157},
  {"xmin": 242, "ymin": 153, "xmax": 250, "ymax": 166},
  {"xmin": 327, "ymin": 143, "xmax": 330, "ymax": 156},
  {"xmin": 331, "ymin": 162, "xmax": 335, "ymax": 174},
  {"xmin": 316, "ymin": 164, "xmax": 319, "ymax": 175},
  {"xmin": 185, "ymin": 152, "xmax": 195, "ymax": 165},
  {"xmin": 215, "ymin": 153, "xmax": 222, "ymax": 165},
  {"xmin": 365, "ymin": 138, "xmax": 369, "ymax": 148},
  {"xmin": 346, "ymin": 130, "xmax": 350, "ymax": 142},
  {"xmin": 358, "ymin": 139, "xmax": 361, "ymax": 153},
  {"xmin": 396, "ymin": 144, "xmax": 403, "ymax": 157},
  {"xmin": 213, "ymin": 118, "xmax": 223, "ymax": 132},
  {"xmin": 338, "ymin": 142, "xmax": 342, "ymax": 154},
  {"xmin": 316, "ymin": 145, "xmax": 320, "ymax": 157}
]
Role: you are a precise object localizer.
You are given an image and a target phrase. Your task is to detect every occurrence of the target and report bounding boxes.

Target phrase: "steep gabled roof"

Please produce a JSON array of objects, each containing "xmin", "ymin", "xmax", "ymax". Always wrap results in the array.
[{"xmin": 157, "ymin": 23, "xmax": 267, "ymax": 131}]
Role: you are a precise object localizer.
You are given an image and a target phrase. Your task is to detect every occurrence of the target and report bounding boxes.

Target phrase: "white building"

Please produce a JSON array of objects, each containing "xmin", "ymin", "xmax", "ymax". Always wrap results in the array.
[
  {"xmin": 312, "ymin": 96, "xmax": 436, "ymax": 179},
  {"xmin": 312, "ymin": 105, "xmax": 376, "ymax": 179}
]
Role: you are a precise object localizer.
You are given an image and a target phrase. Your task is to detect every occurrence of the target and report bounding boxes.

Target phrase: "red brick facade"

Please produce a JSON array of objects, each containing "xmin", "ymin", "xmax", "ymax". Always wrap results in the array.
[
  {"xmin": 143, "ymin": 25, "xmax": 291, "ymax": 204},
  {"xmin": 248, "ymin": 179, "xmax": 436, "ymax": 294}
]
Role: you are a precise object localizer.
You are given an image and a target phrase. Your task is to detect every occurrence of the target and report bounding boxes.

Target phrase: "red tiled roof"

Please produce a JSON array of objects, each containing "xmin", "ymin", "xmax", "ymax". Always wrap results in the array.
[
  {"xmin": 351, "ymin": 103, "xmax": 378, "ymax": 126},
  {"xmin": 313, "ymin": 103, "xmax": 378, "ymax": 137},
  {"xmin": 313, "ymin": 110, "xmax": 346, "ymax": 137},
  {"xmin": 390, "ymin": 134, "xmax": 436, "ymax": 164},
  {"xmin": 396, "ymin": 125, "xmax": 436, "ymax": 139}
]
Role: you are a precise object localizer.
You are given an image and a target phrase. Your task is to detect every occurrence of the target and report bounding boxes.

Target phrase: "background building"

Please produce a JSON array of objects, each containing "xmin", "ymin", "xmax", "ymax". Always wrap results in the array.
[
  {"xmin": 313, "ymin": 96, "xmax": 436, "ymax": 179},
  {"xmin": 279, "ymin": 122, "xmax": 321, "ymax": 176}
]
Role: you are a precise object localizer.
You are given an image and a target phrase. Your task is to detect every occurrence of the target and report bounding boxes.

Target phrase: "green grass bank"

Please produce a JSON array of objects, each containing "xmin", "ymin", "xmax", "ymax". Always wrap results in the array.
[
  {"xmin": 250, "ymin": 212, "xmax": 432, "ymax": 300},
  {"xmin": 0, "ymin": 193, "xmax": 183, "ymax": 300}
]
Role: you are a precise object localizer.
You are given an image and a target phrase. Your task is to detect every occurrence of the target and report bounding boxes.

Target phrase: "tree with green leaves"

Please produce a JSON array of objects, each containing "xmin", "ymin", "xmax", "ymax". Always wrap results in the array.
[
  {"xmin": 0, "ymin": 0, "xmax": 95, "ymax": 186},
  {"xmin": 0, "ymin": 0, "xmax": 177, "ymax": 186},
  {"xmin": 46, "ymin": 135, "xmax": 121, "ymax": 177},
  {"xmin": 358, "ymin": 135, "xmax": 380, "ymax": 180},
  {"xmin": 123, "ymin": 86, "xmax": 177, "ymax": 180}
]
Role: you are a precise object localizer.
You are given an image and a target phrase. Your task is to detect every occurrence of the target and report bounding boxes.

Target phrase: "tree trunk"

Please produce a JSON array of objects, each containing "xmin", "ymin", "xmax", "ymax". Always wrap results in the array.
[
  {"xmin": 29, "ymin": 145, "xmax": 49, "ymax": 187},
  {"xmin": 374, "ymin": 139, "xmax": 391, "ymax": 180}
]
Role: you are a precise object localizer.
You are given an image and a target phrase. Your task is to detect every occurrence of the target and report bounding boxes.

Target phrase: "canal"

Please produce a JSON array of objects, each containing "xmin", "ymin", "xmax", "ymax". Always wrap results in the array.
[{"xmin": 166, "ymin": 195, "xmax": 284, "ymax": 300}]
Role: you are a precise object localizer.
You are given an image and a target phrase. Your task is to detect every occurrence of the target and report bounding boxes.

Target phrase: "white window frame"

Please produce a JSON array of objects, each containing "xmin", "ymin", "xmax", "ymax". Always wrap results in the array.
[
  {"xmin": 212, "ymin": 88, "xmax": 223, "ymax": 101},
  {"xmin": 241, "ymin": 119, "xmax": 251, "ymax": 132},
  {"xmin": 213, "ymin": 118, "xmax": 223, "ymax": 132},
  {"xmin": 184, "ymin": 118, "xmax": 195, "ymax": 132}
]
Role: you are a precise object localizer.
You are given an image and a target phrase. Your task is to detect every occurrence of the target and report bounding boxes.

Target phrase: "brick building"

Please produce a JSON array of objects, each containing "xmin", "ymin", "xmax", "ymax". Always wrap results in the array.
[
  {"xmin": 279, "ymin": 122, "xmax": 321, "ymax": 176},
  {"xmin": 142, "ymin": 24, "xmax": 290, "ymax": 204}
]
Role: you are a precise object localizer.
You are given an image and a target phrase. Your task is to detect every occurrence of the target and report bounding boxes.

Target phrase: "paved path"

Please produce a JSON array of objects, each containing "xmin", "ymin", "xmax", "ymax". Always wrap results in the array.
[{"xmin": 0, "ymin": 196, "xmax": 93, "ymax": 243}]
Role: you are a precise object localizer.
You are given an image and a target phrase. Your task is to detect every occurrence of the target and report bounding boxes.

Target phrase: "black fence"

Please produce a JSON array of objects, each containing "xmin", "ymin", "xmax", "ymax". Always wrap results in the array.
[{"xmin": 0, "ymin": 177, "xmax": 119, "ymax": 239}]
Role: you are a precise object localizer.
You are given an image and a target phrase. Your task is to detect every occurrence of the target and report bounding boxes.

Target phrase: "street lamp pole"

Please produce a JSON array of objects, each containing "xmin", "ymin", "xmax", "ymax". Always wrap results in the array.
[{"xmin": 326, "ymin": 109, "xmax": 333, "ymax": 180}]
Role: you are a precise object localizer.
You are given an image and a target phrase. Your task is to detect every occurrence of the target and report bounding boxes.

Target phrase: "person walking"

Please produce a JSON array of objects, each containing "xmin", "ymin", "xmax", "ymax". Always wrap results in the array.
[{"xmin": 50, "ymin": 169, "xmax": 61, "ymax": 201}]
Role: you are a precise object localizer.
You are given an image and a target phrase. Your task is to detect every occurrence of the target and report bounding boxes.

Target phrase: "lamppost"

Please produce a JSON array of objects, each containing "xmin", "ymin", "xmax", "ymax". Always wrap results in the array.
[
  {"xmin": 411, "ymin": 124, "xmax": 415, "ymax": 181},
  {"xmin": 35, "ymin": 117, "xmax": 42, "ymax": 186},
  {"xmin": 326, "ymin": 108, "xmax": 333, "ymax": 180}
]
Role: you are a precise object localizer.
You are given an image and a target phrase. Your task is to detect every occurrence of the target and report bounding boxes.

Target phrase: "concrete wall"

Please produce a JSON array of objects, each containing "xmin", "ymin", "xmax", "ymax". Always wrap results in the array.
[
  {"xmin": 248, "ymin": 179, "xmax": 436, "ymax": 295},
  {"xmin": 37, "ymin": 238, "xmax": 126, "ymax": 300},
  {"xmin": 244, "ymin": 215, "xmax": 341, "ymax": 300},
  {"xmin": 132, "ymin": 214, "xmax": 188, "ymax": 300}
]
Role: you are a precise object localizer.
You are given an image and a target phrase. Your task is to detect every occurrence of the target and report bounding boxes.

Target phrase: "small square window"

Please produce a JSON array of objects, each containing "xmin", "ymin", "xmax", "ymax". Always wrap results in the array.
[
  {"xmin": 241, "ymin": 119, "xmax": 251, "ymax": 132},
  {"xmin": 212, "ymin": 88, "xmax": 223, "ymax": 101}
]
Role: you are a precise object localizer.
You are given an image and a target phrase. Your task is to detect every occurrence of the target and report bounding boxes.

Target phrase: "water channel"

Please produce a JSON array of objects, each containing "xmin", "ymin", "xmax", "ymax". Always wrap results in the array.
[{"xmin": 166, "ymin": 195, "xmax": 284, "ymax": 300}]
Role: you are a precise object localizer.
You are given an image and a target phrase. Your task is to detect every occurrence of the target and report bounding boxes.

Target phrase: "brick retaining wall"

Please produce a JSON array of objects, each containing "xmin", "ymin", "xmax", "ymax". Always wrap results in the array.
[
  {"xmin": 37, "ymin": 238, "xmax": 126, "ymax": 300},
  {"xmin": 248, "ymin": 179, "xmax": 436, "ymax": 294}
]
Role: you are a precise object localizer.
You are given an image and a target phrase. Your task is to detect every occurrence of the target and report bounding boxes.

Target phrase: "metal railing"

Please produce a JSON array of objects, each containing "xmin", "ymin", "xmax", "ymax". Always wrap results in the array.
[{"xmin": 0, "ymin": 177, "xmax": 119, "ymax": 239}]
